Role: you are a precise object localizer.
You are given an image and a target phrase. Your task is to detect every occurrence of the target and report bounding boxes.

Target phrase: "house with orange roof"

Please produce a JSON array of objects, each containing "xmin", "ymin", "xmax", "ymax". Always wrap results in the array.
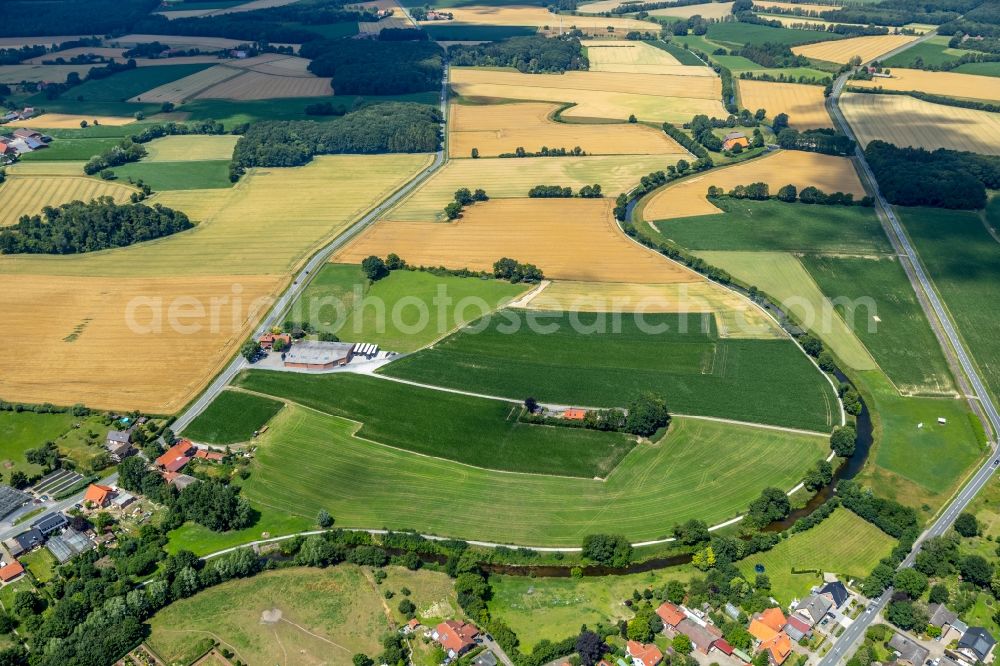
[
  {"xmin": 0, "ymin": 560, "xmax": 24, "ymax": 583},
  {"xmin": 626, "ymin": 641, "xmax": 662, "ymax": 666},
  {"xmin": 656, "ymin": 602, "xmax": 685, "ymax": 629},
  {"xmin": 563, "ymin": 408, "xmax": 587, "ymax": 421},
  {"xmin": 749, "ymin": 618, "xmax": 779, "ymax": 644},
  {"xmin": 433, "ymin": 620, "xmax": 479, "ymax": 658},
  {"xmin": 82, "ymin": 484, "xmax": 114, "ymax": 508},
  {"xmin": 194, "ymin": 449, "xmax": 225, "ymax": 462},
  {"xmin": 155, "ymin": 440, "xmax": 194, "ymax": 473},
  {"xmin": 758, "ymin": 607, "xmax": 787, "ymax": 632},
  {"xmin": 759, "ymin": 631, "xmax": 792, "ymax": 665}
]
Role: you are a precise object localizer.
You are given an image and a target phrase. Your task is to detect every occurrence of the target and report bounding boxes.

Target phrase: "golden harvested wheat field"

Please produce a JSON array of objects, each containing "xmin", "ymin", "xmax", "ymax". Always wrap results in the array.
[
  {"xmin": 0, "ymin": 155, "xmax": 432, "ymax": 410},
  {"xmin": 520, "ymin": 280, "xmax": 783, "ymax": 339},
  {"xmin": 583, "ymin": 40, "xmax": 716, "ymax": 75},
  {"xmin": 738, "ymin": 79, "xmax": 832, "ymax": 129},
  {"xmin": 642, "ymin": 150, "xmax": 865, "ymax": 221},
  {"xmin": 0, "ymin": 177, "xmax": 137, "ymax": 227},
  {"xmin": 649, "ymin": 2, "xmax": 735, "ymax": 19},
  {"xmin": 841, "ymin": 92, "xmax": 1000, "ymax": 155},
  {"xmin": 384, "ymin": 155, "xmax": 673, "ymax": 220},
  {"xmin": 577, "ymin": 0, "xmax": 638, "ymax": 12},
  {"xmin": 7, "ymin": 113, "xmax": 135, "ymax": 128},
  {"xmin": 450, "ymin": 67, "xmax": 725, "ymax": 122},
  {"xmin": 6, "ymin": 162, "xmax": 87, "ymax": 176},
  {"xmin": 428, "ymin": 6, "xmax": 660, "ymax": 31},
  {"xmin": 0, "ymin": 64, "xmax": 95, "ymax": 82},
  {"xmin": 792, "ymin": 34, "xmax": 917, "ymax": 64},
  {"xmin": 334, "ymin": 198, "xmax": 702, "ymax": 283},
  {"xmin": 753, "ymin": 1, "xmax": 835, "ymax": 13},
  {"xmin": 848, "ymin": 68, "xmax": 1000, "ymax": 103},
  {"xmin": 0, "ymin": 274, "xmax": 276, "ymax": 412},
  {"xmin": 142, "ymin": 135, "xmax": 239, "ymax": 161},
  {"xmin": 448, "ymin": 102, "xmax": 689, "ymax": 157}
]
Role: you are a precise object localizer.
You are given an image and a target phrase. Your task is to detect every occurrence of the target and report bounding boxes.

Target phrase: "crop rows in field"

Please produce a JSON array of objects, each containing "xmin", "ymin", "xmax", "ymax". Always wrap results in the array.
[
  {"xmin": 841, "ymin": 92, "xmax": 1000, "ymax": 155},
  {"xmin": 792, "ymin": 34, "xmax": 918, "ymax": 64},
  {"xmin": 0, "ymin": 176, "xmax": 136, "ymax": 227},
  {"xmin": 237, "ymin": 401, "xmax": 828, "ymax": 546},
  {"xmin": 737, "ymin": 79, "xmax": 832, "ymax": 130},
  {"xmin": 448, "ymin": 101, "xmax": 689, "ymax": 157},
  {"xmin": 849, "ymin": 68, "xmax": 1000, "ymax": 102},
  {"xmin": 641, "ymin": 150, "xmax": 865, "ymax": 222}
]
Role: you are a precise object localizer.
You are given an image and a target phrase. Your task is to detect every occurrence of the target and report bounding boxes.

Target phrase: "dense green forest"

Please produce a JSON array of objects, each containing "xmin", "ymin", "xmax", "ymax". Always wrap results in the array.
[
  {"xmin": 865, "ymin": 141, "xmax": 1000, "ymax": 209},
  {"xmin": 133, "ymin": 0, "xmax": 370, "ymax": 43},
  {"xmin": 302, "ymin": 39, "xmax": 443, "ymax": 95},
  {"xmin": 448, "ymin": 35, "xmax": 588, "ymax": 73},
  {"xmin": 0, "ymin": 198, "xmax": 194, "ymax": 255},
  {"xmin": 0, "ymin": 0, "xmax": 157, "ymax": 37},
  {"xmin": 231, "ymin": 102, "xmax": 441, "ymax": 170}
]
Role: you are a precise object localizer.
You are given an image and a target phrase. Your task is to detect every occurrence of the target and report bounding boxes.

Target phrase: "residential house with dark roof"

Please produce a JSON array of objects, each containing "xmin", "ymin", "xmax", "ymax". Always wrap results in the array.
[
  {"xmin": 794, "ymin": 593, "xmax": 832, "ymax": 626},
  {"xmin": 928, "ymin": 603, "xmax": 958, "ymax": 629},
  {"xmin": 626, "ymin": 641, "xmax": 662, "ymax": 666},
  {"xmin": 105, "ymin": 430, "xmax": 134, "ymax": 461},
  {"xmin": 820, "ymin": 581, "xmax": 850, "ymax": 608},
  {"xmin": 12, "ymin": 528, "xmax": 44, "ymax": 554},
  {"xmin": 433, "ymin": 620, "xmax": 479, "ymax": 658},
  {"xmin": 957, "ymin": 627, "xmax": 996, "ymax": 663},
  {"xmin": 889, "ymin": 632, "xmax": 930, "ymax": 666},
  {"xmin": 31, "ymin": 512, "xmax": 68, "ymax": 536}
]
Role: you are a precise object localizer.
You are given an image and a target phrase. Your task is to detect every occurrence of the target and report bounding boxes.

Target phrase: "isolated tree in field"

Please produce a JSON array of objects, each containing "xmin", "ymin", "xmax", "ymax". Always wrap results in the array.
[
  {"xmin": 385, "ymin": 253, "xmax": 406, "ymax": 270},
  {"xmin": 398, "ymin": 598, "xmax": 416, "ymax": 618},
  {"xmin": 673, "ymin": 634, "xmax": 693, "ymax": 655},
  {"xmin": 361, "ymin": 255, "xmax": 389, "ymax": 281},
  {"xmin": 576, "ymin": 630, "xmax": 606, "ymax": 666},
  {"xmin": 472, "ymin": 188, "xmax": 488, "ymax": 202},
  {"xmin": 471, "ymin": 147, "xmax": 479, "ymax": 158},
  {"xmin": 524, "ymin": 397, "xmax": 539, "ymax": 414},
  {"xmin": 454, "ymin": 188, "xmax": 474, "ymax": 205},
  {"xmin": 673, "ymin": 519, "xmax": 710, "ymax": 545},
  {"xmin": 777, "ymin": 184, "xmax": 797, "ymax": 202},
  {"xmin": 317, "ymin": 509, "xmax": 333, "ymax": 528},
  {"xmin": 955, "ymin": 512, "xmax": 979, "ymax": 537},
  {"xmin": 893, "ymin": 568, "xmax": 928, "ymax": 598},
  {"xmin": 444, "ymin": 201, "xmax": 463, "ymax": 220},
  {"xmin": 961, "ymin": 554, "xmax": 993, "ymax": 587},
  {"xmin": 830, "ymin": 425, "xmax": 857, "ymax": 457},
  {"xmin": 665, "ymin": 580, "xmax": 686, "ymax": 603},
  {"xmin": 624, "ymin": 393, "xmax": 670, "ymax": 437},
  {"xmin": 628, "ymin": 114, "xmax": 637, "ymax": 123}
]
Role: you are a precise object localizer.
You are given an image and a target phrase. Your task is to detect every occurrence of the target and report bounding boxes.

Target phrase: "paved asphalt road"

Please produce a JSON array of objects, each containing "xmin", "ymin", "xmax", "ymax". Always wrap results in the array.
[
  {"xmin": 171, "ymin": 63, "xmax": 451, "ymax": 434},
  {"xmin": 819, "ymin": 35, "xmax": 1000, "ymax": 666}
]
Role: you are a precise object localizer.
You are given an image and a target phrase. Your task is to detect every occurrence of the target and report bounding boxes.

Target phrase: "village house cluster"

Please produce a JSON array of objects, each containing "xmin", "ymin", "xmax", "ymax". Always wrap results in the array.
[{"xmin": 0, "ymin": 126, "xmax": 49, "ymax": 163}]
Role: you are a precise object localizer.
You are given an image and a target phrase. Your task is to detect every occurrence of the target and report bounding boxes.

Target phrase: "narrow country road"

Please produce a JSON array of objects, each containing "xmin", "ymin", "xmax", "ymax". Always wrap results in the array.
[
  {"xmin": 172, "ymin": 62, "xmax": 451, "ymax": 434},
  {"xmin": 818, "ymin": 32, "xmax": 1000, "ymax": 666}
]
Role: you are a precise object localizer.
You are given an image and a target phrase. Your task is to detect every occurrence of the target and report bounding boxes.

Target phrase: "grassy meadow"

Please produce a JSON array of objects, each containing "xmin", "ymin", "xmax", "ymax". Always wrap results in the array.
[
  {"xmin": 883, "ymin": 36, "xmax": 970, "ymax": 68},
  {"xmin": 184, "ymin": 391, "xmax": 284, "ymax": 445},
  {"xmin": 382, "ymin": 311, "xmax": 839, "ymax": 431},
  {"xmin": 225, "ymin": 403, "xmax": 828, "ymax": 546},
  {"xmin": 233, "ymin": 370, "xmax": 636, "ymax": 478},
  {"xmin": 737, "ymin": 508, "xmax": 895, "ymax": 604},
  {"xmin": 0, "ymin": 411, "xmax": 76, "ymax": 477},
  {"xmin": 148, "ymin": 566, "xmax": 457, "ymax": 666},
  {"xmin": 649, "ymin": 199, "xmax": 891, "ymax": 254},
  {"xmin": 112, "ymin": 160, "xmax": 233, "ymax": 190},
  {"xmin": 900, "ymin": 205, "xmax": 1000, "ymax": 405},
  {"xmin": 291, "ymin": 264, "xmax": 529, "ymax": 352},
  {"xmin": 706, "ymin": 22, "xmax": 840, "ymax": 47}
]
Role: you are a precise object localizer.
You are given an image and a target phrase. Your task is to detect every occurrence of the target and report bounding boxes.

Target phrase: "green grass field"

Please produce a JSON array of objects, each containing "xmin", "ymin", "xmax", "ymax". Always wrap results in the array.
[
  {"xmin": 953, "ymin": 61, "xmax": 1000, "ymax": 77},
  {"xmin": 21, "ymin": 548, "xmax": 57, "ymax": 583},
  {"xmin": 858, "ymin": 370, "xmax": 983, "ymax": 500},
  {"xmin": 883, "ymin": 37, "xmax": 970, "ymax": 68},
  {"xmin": 224, "ymin": 403, "xmax": 828, "ymax": 546},
  {"xmin": 423, "ymin": 25, "xmax": 537, "ymax": 40},
  {"xmin": 649, "ymin": 199, "xmax": 891, "ymax": 255},
  {"xmin": 111, "ymin": 160, "xmax": 233, "ymax": 190},
  {"xmin": 738, "ymin": 508, "xmax": 895, "ymax": 604},
  {"xmin": 707, "ymin": 23, "xmax": 840, "ymax": 47},
  {"xmin": 489, "ymin": 567, "xmax": 696, "ymax": 650},
  {"xmin": 291, "ymin": 264, "xmax": 529, "ymax": 352},
  {"xmin": 698, "ymin": 251, "xmax": 877, "ymax": 372},
  {"xmin": 675, "ymin": 34, "xmax": 726, "ymax": 57},
  {"xmin": 381, "ymin": 311, "xmax": 839, "ymax": 431},
  {"xmin": 649, "ymin": 40, "xmax": 706, "ymax": 66},
  {"xmin": 184, "ymin": 391, "xmax": 284, "ymax": 445},
  {"xmin": 18, "ymin": 137, "xmax": 121, "ymax": 162},
  {"xmin": 0, "ymin": 411, "xmax": 77, "ymax": 477},
  {"xmin": 801, "ymin": 254, "xmax": 954, "ymax": 395},
  {"xmin": 26, "ymin": 65, "xmax": 213, "ymax": 117},
  {"xmin": 233, "ymin": 370, "xmax": 636, "ymax": 477},
  {"xmin": 148, "ymin": 566, "xmax": 455, "ymax": 666},
  {"xmin": 713, "ymin": 54, "xmax": 832, "ymax": 81},
  {"xmin": 900, "ymin": 205, "xmax": 1000, "ymax": 406}
]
